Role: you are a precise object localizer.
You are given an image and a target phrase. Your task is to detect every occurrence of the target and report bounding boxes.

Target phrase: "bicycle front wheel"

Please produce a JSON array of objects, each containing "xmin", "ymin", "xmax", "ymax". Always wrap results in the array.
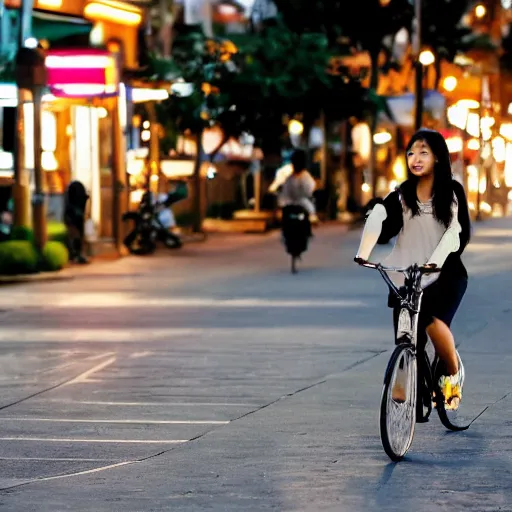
[{"xmin": 380, "ymin": 343, "xmax": 417, "ymax": 461}]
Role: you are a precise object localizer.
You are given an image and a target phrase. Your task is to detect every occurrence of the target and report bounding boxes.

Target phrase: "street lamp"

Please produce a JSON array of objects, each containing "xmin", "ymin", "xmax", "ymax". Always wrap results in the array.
[
  {"xmin": 413, "ymin": 0, "xmax": 422, "ymax": 131},
  {"xmin": 419, "ymin": 50, "xmax": 435, "ymax": 66},
  {"xmin": 442, "ymin": 76, "xmax": 458, "ymax": 92},
  {"xmin": 288, "ymin": 119, "xmax": 304, "ymax": 136},
  {"xmin": 414, "ymin": 49, "xmax": 435, "ymax": 130},
  {"xmin": 475, "ymin": 4, "xmax": 486, "ymax": 18}
]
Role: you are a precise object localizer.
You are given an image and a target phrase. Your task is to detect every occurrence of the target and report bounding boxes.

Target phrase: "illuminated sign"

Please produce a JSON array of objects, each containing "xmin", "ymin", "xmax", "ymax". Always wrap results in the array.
[
  {"xmin": 5, "ymin": 0, "xmax": 21, "ymax": 8},
  {"xmin": 36, "ymin": 0, "xmax": 63, "ymax": 8},
  {"xmin": 45, "ymin": 48, "xmax": 119, "ymax": 98},
  {"xmin": 84, "ymin": 0, "xmax": 142, "ymax": 27}
]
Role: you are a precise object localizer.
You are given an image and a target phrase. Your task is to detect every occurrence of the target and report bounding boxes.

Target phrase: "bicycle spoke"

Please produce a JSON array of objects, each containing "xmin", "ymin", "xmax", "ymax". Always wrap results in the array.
[{"xmin": 380, "ymin": 345, "xmax": 417, "ymax": 460}]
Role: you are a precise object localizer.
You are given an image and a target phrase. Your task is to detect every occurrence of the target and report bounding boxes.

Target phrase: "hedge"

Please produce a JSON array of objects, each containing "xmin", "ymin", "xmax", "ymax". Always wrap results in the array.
[
  {"xmin": 41, "ymin": 241, "xmax": 69, "ymax": 271},
  {"xmin": 0, "ymin": 241, "xmax": 39, "ymax": 275},
  {"xmin": 0, "ymin": 239, "xmax": 69, "ymax": 276}
]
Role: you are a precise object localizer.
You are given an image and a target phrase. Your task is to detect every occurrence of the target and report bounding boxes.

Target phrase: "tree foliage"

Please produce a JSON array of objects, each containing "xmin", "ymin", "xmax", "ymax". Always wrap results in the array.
[
  {"xmin": 421, "ymin": 0, "xmax": 472, "ymax": 87},
  {"xmin": 274, "ymin": 0, "xmax": 413, "ymax": 88},
  {"xmin": 273, "ymin": 0, "xmax": 478, "ymax": 90},
  {"xmin": 161, "ymin": 21, "xmax": 366, "ymax": 154},
  {"xmin": 422, "ymin": 0, "xmax": 472, "ymax": 60}
]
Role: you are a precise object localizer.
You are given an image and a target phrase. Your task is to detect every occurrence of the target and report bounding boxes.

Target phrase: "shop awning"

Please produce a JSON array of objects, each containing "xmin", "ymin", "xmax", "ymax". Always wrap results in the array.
[{"xmin": 32, "ymin": 11, "xmax": 92, "ymax": 43}]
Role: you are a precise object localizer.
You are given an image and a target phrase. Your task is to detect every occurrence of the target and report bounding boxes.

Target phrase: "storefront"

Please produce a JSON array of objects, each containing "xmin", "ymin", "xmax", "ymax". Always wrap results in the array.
[{"xmin": 44, "ymin": 47, "xmax": 122, "ymax": 240}]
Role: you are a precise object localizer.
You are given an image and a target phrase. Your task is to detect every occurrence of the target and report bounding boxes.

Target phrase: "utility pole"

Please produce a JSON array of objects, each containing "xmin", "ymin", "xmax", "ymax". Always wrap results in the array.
[
  {"xmin": 12, "ymin": 0, "xmax": 34, "ymax": 228},
  {"xmin": 31, "ymin": 82, "xmax": 46, "ymax": 249},
  {"xmin": 15, "ymin": 0, "xmax": 48, "ymax": 250},
  {"xmin": 111, "ymin": 93, "xmax": 129, "ymax": 254},
  {"xmin": 15, "ymin": 45, "xmax": 47, "ymax": 250},
  {"xmin": 413, "ymin": 0, "xmax": 423, "ymax": 131},
  {"xmin": 192, "ymin": 129, "xmax": 203, "ymax": 234}
]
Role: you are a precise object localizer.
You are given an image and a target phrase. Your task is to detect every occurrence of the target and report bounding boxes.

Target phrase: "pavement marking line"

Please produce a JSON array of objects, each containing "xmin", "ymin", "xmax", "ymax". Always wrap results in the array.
[
  {"xmin": 0, "ymin": 327, "xmax": 381, "ymax": 343},
  {"xmin": 0, "ymin": 328, "xmax": 198, "ymax": 343},
  {"xmin": 28, "ymin": 461, "xmax": 136, "ymax": 483},
  {"xmin": 0, "ymin": 449, "xmax": 187, "ymax": 491},
  {"xmin": 62, "ymin": 356, "xmax": 116, "ymax": 386},
  {"xmin": 0, "ymin": 437, "xmax": 188, "ymax": 444},
  {"xmin": 31, "ymin": 361, "xmax": 78, "ymax": 376},
  {"xmin": 0, "ymin": 418, "xmax": 230, "ymax": 425},
  {"xmin": 0, "ymin": 457, "xmax": 120, "ymax": 462},
  {"xmin": 37, "ymin": 399, "xmax": 257, "ymax": 407},
  {"xmin": 129, "ymin": 351, "xmax": 152, "ymax": 358},
  {"xmin": 0, "ymin": 358, "xmax": 125, "ymax": 413},
  {"xmin": 0, "ymin": 295, "xmax": 367, "ymax": 309},
  {"xmin": 86, "ymin": 352, "xmax": 116, "ymax": 361}
]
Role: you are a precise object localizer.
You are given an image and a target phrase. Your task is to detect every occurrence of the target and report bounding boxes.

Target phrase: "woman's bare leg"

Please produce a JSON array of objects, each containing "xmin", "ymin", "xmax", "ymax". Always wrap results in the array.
[{"xmin": 426, "ymin": 318, "xmax": 459, "ymax": 375}]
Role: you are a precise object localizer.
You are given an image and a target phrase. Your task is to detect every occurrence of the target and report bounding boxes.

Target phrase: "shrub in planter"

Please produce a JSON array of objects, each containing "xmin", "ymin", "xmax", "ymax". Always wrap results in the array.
[
  {"xmin": 0, "ymin": 241, "xmax": 39, "ymax": 275},
  {"xmin": 48, "ymin": 222, "xmax": 68, "ymax": 245},
  {"xmin": 10, "ymin": 223, "xmax": 69, "ymax": 244},
  {"xmin": 10, "ymin": 226, "xmax": 34, "ymax": 243},
  {"xmin": 41, "ymin": 241, "xmax": 69, "ymax": 271}
]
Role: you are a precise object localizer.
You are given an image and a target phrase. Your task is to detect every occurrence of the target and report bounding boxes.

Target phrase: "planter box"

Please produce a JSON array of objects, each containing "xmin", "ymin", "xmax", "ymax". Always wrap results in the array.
[{"xmin": 202, "ymin": 217, "xmax": 269, "ymax": 233}]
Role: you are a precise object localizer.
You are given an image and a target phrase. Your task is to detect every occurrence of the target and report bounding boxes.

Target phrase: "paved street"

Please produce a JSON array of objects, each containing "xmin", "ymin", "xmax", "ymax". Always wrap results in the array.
[{"xmin": 0, "ymin": 219, "xmax": 510, "ymax": 511}]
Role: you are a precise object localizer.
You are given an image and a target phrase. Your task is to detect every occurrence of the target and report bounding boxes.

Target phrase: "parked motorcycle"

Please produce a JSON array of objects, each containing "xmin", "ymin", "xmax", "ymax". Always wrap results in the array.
[
  {"xmin": 281, "ymin": 204, "xmax": 312, "ymax": 274},
  {"xmin": 122, "ymin": 186, "xmax": 185, "ymax": 255}
]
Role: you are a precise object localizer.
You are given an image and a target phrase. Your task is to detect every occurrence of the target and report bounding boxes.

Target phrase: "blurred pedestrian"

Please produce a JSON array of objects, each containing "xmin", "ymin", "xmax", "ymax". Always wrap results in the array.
[
  {"xmin": 278, "ymin": 149, "xmax": 316, "ymax": 215},
  {"xmin": 64, "ymin": 181, "xmax": 89, "ymax": 264}
]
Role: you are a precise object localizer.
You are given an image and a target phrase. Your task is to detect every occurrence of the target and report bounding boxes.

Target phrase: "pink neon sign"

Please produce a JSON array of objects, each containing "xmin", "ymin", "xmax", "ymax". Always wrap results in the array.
[{"xmin": 45, "ymin": 48, "xmax": 119, "ymax": 98}]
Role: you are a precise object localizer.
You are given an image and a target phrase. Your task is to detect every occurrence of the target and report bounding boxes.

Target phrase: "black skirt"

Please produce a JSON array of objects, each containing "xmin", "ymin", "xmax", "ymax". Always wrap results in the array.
[{"xmin": 389, "ymin": 273, "xmax": 468, "ymax": 329}]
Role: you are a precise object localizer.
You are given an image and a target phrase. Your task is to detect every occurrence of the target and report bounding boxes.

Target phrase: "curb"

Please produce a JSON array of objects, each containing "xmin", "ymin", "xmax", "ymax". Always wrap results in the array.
[
  {"xmin": 0, "ymin": 222, "xmax": 359, "ymax": 285},
  {"xmin": 0, "ymin": 269, "xmax": 74, "ymax": 285}
]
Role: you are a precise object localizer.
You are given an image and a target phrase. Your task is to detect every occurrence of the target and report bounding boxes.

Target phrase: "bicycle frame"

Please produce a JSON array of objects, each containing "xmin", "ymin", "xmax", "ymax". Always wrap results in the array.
[{"xmin": 359, "ymin": 262, "xmax": 440, "ymax": 347}]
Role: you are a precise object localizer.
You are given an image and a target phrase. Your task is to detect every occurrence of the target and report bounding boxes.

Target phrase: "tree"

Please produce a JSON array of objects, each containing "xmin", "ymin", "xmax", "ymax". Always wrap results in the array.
[
  {"xmin": 161, "ymin": 20, "xmax": 368, "ymax": 227},
  {"xmin": 273, "ymin": 0, "xmax": 413, "ymax": 89},
  {"xmin": 227, "ymin": 23, "xmax": 336, "ymax": 149},
  {"xmin": 272, "ymin": 0, "xmax": 413, "ymax": 198},
  {"xmin": 158, "ymin": 29, "xmax": 243, "ymax": 233},
  {"xmin": 229, "ymin": 21, "xmax": 368, "ymax": 216},
  {"xmin": 421, "ymin": 0, "xmax": 472, "ymax": 89}
]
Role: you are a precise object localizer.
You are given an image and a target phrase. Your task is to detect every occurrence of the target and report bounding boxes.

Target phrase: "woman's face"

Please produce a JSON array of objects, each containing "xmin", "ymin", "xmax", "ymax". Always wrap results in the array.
[{"xmin": 407, "ymin": 139, "xmax": 436, "ymax": 178}]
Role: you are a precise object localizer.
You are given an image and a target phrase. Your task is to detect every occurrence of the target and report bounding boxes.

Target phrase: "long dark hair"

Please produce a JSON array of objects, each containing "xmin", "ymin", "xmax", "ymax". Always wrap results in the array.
[
  {"xmin": 290, "ymin": 149, "xmax": 307, "ymax": 175},
  {"xmin": 400, "ymin": 129, "xmax": 455, "ymax": 228}
]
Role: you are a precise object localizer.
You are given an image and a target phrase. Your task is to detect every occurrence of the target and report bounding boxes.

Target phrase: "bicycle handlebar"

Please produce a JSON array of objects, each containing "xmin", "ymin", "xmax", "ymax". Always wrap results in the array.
[{"xmin": 354, "ymin": 258, "xmax": 441, "ymax": 275}]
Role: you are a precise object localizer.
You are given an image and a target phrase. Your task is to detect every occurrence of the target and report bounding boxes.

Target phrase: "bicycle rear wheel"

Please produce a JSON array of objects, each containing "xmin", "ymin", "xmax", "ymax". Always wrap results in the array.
[
  {"xmin": 380, "ymin": 343, "xmax": 417, "ymax": 461},
  {"xmin": 433, "ymin": 356, "xmax": 470, "ymax": 431}
]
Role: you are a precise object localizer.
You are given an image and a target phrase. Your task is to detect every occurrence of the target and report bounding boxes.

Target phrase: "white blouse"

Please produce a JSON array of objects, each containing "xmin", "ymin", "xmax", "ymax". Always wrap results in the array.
[
  {"xmin": 279, "ymin": 171, "xmax": 316, "ymax": 214},
  {"xmin": 357, "ymin": 194, "xmax": 462, "ymax": 287}
]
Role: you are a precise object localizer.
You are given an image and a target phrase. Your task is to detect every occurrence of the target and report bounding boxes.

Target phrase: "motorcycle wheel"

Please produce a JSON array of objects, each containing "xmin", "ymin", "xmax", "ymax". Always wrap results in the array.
[
  {"xmin": 162, "ymin": 231, "xmax": 182, "ymax": 249},
  {"xmin": 124, "ymin": 231, "xmax": 156, "ymax": 255}
]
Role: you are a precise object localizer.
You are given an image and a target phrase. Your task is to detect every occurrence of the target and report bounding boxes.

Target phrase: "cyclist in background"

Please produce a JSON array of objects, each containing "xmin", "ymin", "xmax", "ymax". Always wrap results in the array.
[
  {"xmin": 279, "ymin": 150, "xmax": 316, "ymax": 214},
  {"xmin": 355, "ymin": 129, "xmax": 471, "ymax": 410},
  {"xmin": 279, "ymin": 149, "xmax": 316, "ymax": 236}
]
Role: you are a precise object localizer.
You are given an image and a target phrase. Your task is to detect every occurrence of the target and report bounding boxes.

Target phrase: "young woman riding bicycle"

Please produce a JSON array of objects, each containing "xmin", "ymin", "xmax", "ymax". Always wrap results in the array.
[{"xmin": 355, "ymin": 129, "xmax": 471, "ymax": 410}]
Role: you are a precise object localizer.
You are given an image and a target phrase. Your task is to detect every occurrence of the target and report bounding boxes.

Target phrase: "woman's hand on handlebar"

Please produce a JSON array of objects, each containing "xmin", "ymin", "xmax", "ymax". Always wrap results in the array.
[
  {"xmin": 419, "ymin": 263, "xmax": 441, "ymax": 273},
  {"xmin": 354, "ymin": 257, "xmax": 378, "ymax": 269}
]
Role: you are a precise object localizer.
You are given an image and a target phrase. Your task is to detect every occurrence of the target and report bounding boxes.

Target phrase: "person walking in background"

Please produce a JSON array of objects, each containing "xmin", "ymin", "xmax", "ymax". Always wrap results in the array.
[{"xmin": 64, "ymin": 181, "xmax": 90, "ymax": 264}]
